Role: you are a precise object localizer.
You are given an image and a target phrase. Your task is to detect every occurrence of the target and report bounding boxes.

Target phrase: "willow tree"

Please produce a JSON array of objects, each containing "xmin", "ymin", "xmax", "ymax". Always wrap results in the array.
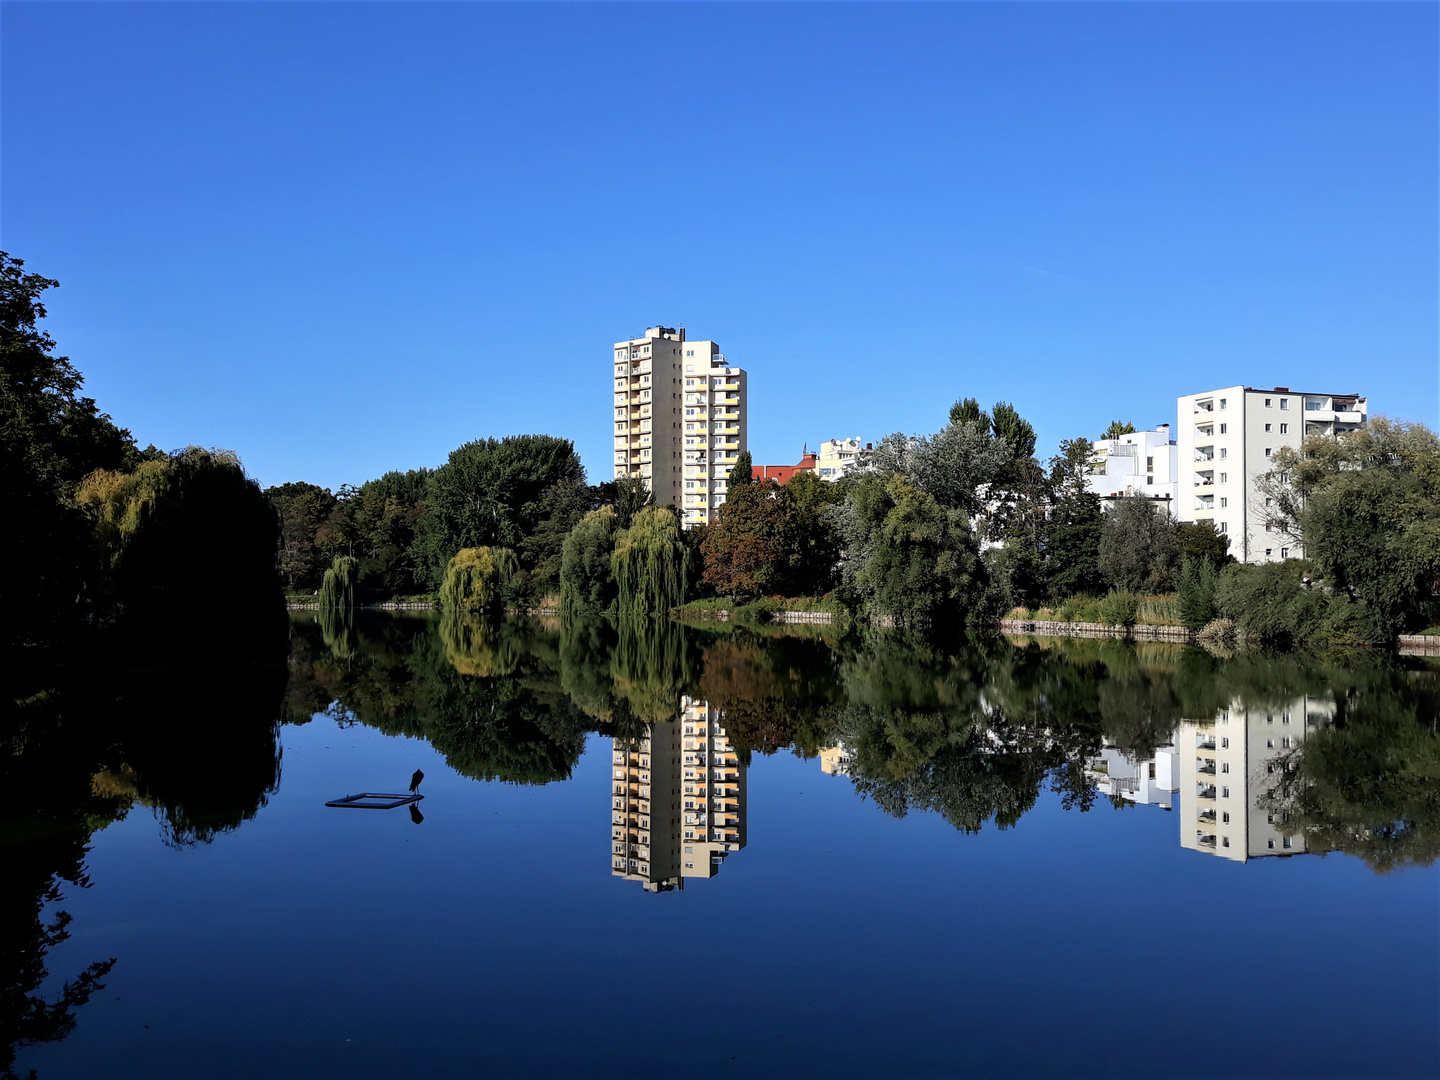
[
  {"xmin": 440, "ymin": 546, "xmax": 518, "ymax": 614},
  {"xmin": 611, "ymin": 506, "xmax": 689, "ymax": 615},
  {"xmin": 318, "ymin": 555, "xmax": 358, "ymax": 609},
  {"xmin": 73, "ymin": 446, "xmax": 286, "ymax": 661},
  {"xmin": 559, "ymin": 506, "xmax": 618, "ymax": 615}
]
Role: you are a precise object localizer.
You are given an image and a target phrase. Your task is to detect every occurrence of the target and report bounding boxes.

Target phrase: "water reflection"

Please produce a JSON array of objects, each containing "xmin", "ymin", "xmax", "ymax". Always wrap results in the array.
[
  {"xmin": 607, "ymin": 698, "xmax": 750, "ymax": 892},
  {"xmin": 5, "ymin": 614, "xmax": 1437, "ymax": 1073},
  {"xmin": 278, "ymin": 614, "xmax": 1440, "ymax": 875},
  {"xmin": 1, "ymin": 663, "xmax": 287, "ymax": 1074}
]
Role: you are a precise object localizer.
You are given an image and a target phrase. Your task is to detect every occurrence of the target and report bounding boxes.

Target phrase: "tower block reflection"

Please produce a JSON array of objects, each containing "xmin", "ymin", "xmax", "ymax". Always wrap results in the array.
[
  {"xmin": 1179, "ymin": 696, "xmax": 1334, "ymax": 861},
  {"xmin": 679, "ymin": 696, "xmax": 747, "ymax": 878},
  {"xmin": 609, "ymin": 698, "xmax": 747, "ymax": 892}
]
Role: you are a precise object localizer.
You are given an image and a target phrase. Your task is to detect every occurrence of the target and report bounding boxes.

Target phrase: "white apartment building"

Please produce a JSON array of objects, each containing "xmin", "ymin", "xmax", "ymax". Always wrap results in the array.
[
  {"xmin": 1177, "ymin": 696, "xmax": 1334, "ymax": 862},
  {"xmin": 816, "ymin": 438, "xmax": 867, "ymax": 481},
  {"xmin": 1086, "ymin": 741, "xmax": 1179, "ymax": 808},
  {"xmin": 1085, "ymin": 425, "xmax": 1179, "ymax": 515},
  {"xmin": 682, "ymin": 350, "xmax": 747, "ymax": 527},
  {"xmin": 614, "ymin": 327, "xmax": 687, "ymax": 510},
  {"xmin": 1175, "ymin": 386, "xmax": 1367, "ymax": 564}
]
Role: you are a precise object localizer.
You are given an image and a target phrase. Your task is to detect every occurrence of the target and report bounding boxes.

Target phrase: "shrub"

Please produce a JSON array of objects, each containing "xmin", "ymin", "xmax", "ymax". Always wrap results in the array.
[
  {"xmin": 1214, "ymin": 561, "xmax": 1325, "ymax": 647},
  {"xmin": 1098, "ymin": 590, "xmax": 1139, "ymax": 628},
  {"xmin": 1056, "ymin": 595, "xmax": 1102, "ymax": 624}
]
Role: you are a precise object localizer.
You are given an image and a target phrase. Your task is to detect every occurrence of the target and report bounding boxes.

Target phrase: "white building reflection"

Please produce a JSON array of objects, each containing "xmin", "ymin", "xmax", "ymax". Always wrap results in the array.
[
  {"xmin": 1087, "ymin": 742, "xmax": 1179, "ymax": 809},
  {"xmin": 609, "ymin": 697, "xmax": 747, "ymax": 891},
  {"xmin": 1178, "ymin": 696, "xmax": 1334, "ymax": 861}
]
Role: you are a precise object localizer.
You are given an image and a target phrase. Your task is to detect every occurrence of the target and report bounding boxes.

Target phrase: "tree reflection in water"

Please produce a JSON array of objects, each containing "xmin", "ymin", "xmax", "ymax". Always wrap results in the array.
[
  {"xmin": 285, "ymin": 613, "xmax": 1440, "ymax": 869},
  {"xmin": 1, "ymin": 657, "xmax": 287, "ymax": 1076},
  {"xmin": 4, "ymin": 614, "xmax": 1436, "ymax": 1069}
]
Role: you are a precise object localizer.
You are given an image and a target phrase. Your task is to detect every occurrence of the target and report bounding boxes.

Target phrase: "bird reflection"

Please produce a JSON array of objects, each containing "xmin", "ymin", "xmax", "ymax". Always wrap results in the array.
[{"xmin": 409, "ymin": 803, "xmax": 424, "ymax": 825}]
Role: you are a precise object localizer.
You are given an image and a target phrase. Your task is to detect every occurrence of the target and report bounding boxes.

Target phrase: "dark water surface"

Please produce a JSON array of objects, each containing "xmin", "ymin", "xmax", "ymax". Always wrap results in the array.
[{"xmin": 5, "ymin": 613, "xmax": 1438, "ymax": 1079}]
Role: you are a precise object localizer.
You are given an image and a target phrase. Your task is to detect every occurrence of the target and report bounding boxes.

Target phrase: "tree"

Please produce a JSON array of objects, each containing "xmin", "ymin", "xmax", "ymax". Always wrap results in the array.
[
  {"xmin": 1177, "ymin": 555, "xmax": 1218, "ymax": 629},
  {"xmin": 1098, "ymin": 497, "xmax": 1179, "ymax": 594},
  {"xmin": 559, "ymin": 507, "xmax": 619, "ymax": 615},
  {"xmin": 1101, "ymin": 420, "xmax": 1136, "ymax": 440},
  {"xmin": 417, "ymin": 435, "xmax": 585, "ymax": 588},
  {"xmin": 833, "ymin": 475, "xmax": 989, "ymax": 628},
  {"xmin": 612, "ymin": 506, "xmax": 690, "ymax": 615},
  {"xmin": 1175, "ymin": 520, "xmax": 1231, "ymax": 571},
  {"xmin": 1040, "ymin": 438, "xmax": 1106, "ymax": 600},
  {"xmin": 700, "ymin": 472, "xmax": 841, "ymax": 601},
  {"xmin": 74, "ymin": 447, "xmax": 287, "ymax": 661},
  {"xmin": 264, "ymin": 481, "xmax": 339, "ymax": 591},
  {"xmin": 318, "ymin": 555, "xmax": 358, "ymax": 609},
  {"xmin": 1263, "ymin": 419, "xmax": 1440, "ymax": 640},
  {"xmin": 991, "ymin": 402, "xmax": 1037, "ymax": 460},
  {"xmin": 728, "ymin": 450, "xmax": 753, "ymax": 487},
  {"xmin": 593, "ymin": 476, "xmax": 652, "ymax": 529},
  {"xmin": 0, "ymin": 252, "xmax": 145, "ymax": 664},
  {"xmin": 439, "ymin": 546, "xmax": 519, "ymax": 614}
]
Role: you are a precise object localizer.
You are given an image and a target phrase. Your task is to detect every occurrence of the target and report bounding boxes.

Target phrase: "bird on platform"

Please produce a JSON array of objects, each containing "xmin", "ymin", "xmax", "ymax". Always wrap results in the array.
[{"xmin": 409, "ymin": 769, "xmax": 425, "ymax": 794}]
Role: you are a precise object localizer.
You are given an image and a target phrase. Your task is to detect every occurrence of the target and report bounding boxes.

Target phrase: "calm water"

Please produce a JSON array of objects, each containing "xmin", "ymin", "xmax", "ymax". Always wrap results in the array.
[{"xmin": 4, "ymin": 613, "xmax": 1438, "ymax": 1079}]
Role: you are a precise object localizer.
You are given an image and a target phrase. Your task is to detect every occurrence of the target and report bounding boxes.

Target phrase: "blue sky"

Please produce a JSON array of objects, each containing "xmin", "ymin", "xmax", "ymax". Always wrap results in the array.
[{"xmin": 3, "ymin": 2, "xmax": 1435, "ymax": 490}]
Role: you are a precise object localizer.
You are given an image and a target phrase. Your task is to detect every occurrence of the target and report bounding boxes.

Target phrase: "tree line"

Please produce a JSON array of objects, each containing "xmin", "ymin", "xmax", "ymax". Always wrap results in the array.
[{"xmin": 2, "ymin": 253, "xmax": 285, "ymax": 695}]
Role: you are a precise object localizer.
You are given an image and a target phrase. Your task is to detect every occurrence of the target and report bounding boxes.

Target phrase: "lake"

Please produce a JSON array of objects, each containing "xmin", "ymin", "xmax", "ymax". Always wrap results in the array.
[{"xmin": 4, "ymin": 612, "xmax": 1437, "ymax": 1079}]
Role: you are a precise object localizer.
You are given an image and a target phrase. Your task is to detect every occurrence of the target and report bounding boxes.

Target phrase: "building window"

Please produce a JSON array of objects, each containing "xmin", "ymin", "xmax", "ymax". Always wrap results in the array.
[
  {"xmin": 1222, "ymin": 786, "xmax": 1230, "ymax": 798},
  {"xmin": 1280, "ymin": 423, "xmax": 1288, "ymax": 434},
  {"xmin": 1220, "ymin": 398, "xmax": 1228, "ymax": 410},
  {"xmin": 1146, "ymin": 475, "xmax": 1154, "ymax": 484},
  {"xmin": 1219, "ymin": 497, "xmax": 1228, "ymax": 508},
  {"xmin": 1218, "ymin": 522, "xmax": 1227, "ymax": 533},
  {"xmin": 1268, "ymin": 839, "xmax": 1276, "ymax": 849},
  {"xmin": 1265, "ymin": 423, "xmax": 1272, "ymax": 433},
  {"xmin": 1282, "ymin": 837, "xmax": 1293, "ymax": 849},
  {"xmin": 1219, "ymin": 448, "xmax": 1227, "ymax": 459},
  {"xmin": 1282, "ymin": 736, "xmax": 1292, "ymax": 748},
  {"xmin": 1146, "ymin": 457, "xmax": 1154, "ymax": 469},
  {"xmin": 1219, "ymin": 423, "xmax": 1227, "ymax": 434},
  {"xmin": 1222, "ymin": 837, "xmax": 1231, "ymax": 848},
  {"xmin": 1265, "ymin": 447, "xmax": 1272, "ymax": 458},
  {"xmin": 686, "ymin": 349, "xmax": 694, "ymax": 356},
  {"xmin": 1219, "ymin": 472, "xmax": 1227, "ymax": 483},
  {"xmin": 1221, "ymin": 762, "xmax": 1229, "ymax": 773},
  {"xmin": 1281, "ymin": 546, "xmax": 1289, "ymax": 558},
  {"xmin": 1222, "ymin": 812, "xmax": 1230, "ymax": 823},
  {"xmin": 1265, "ymin": 548, "xmax": 1273, "ymax": 557},
  {"xmin": 1265, "ymin": 397, "xmax": 1272, "ymax": 407},
  {"xmin": 1280, "ymin": 398, "xmax": 1289, "ymax": 410},
  {"xmin": 1221, "ymin": 737, "xmax": 1229, "ymax": 748},
  {"xmin": 1267, "ymin": 738, "xmax": 1275, "ymax": 748}
]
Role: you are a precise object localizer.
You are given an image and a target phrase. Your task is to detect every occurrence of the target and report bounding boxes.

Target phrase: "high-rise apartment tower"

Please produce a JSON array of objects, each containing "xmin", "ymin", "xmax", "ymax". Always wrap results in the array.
[
  {"xmin": 1174, "ymin": 386, "xmax": 1366, "ymax": 563},
  {"xmin": 612, "ymin": 327, "xmax": 746, "ymax": 527}
]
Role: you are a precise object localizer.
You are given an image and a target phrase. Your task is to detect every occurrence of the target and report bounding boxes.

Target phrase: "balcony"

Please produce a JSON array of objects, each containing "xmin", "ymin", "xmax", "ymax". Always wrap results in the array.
[
  {"xmin": 1194, "ymin": 401, "xmax": 1214, "ymax": 413},
  {"xmin": 1196, "ymin": 736, "xmax": 1216, "ymax": 750},
  {"xmin": 1195, "ymin": 449, "xmax": 1214, "ymax": 462},
  {"xmin": 1196, "ymin": 762, "xmax": 1217, "ymax": 776},
  {"xmin": 1196, "ymin": 784, "xmax": 1217, "ymax": 800}
]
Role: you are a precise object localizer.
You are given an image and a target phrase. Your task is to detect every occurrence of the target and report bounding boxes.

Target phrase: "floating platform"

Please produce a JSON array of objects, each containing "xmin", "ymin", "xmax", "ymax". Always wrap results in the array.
[{"xmin": 325, "ymin": 792, "xmax": 425, "ymax": 810}]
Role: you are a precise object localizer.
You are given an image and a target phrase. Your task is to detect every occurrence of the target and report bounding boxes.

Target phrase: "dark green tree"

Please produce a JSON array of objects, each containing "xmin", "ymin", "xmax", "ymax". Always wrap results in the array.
[
  {"xmin": 1098, "ymin": 496, "xmax": 1179, "ymax": 594},
  {"xmin": 416, "ymin": 435, "xmax": 585, "ymax": 588},
  {"xmin": 728, "ymin": 450, "xmax": 753, "ymax": 487}
]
